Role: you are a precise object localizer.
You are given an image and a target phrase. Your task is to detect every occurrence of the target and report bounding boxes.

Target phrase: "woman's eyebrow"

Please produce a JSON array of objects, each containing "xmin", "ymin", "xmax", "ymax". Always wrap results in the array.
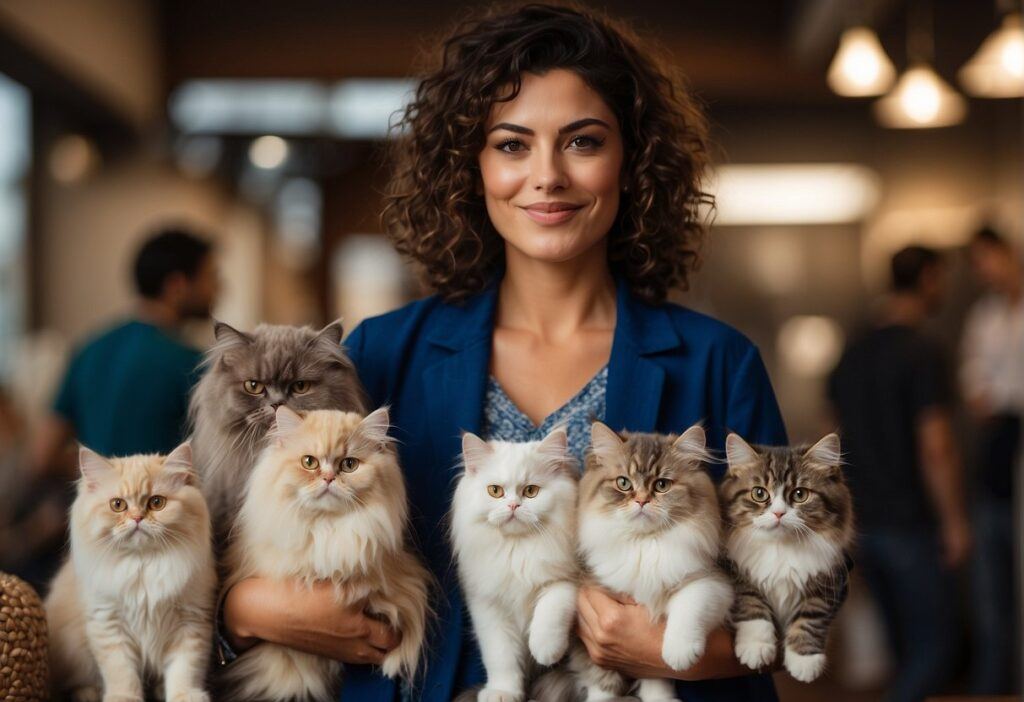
[{"xmin": 487, "ymin": 117, "xmax": 611, "ymax": 135}]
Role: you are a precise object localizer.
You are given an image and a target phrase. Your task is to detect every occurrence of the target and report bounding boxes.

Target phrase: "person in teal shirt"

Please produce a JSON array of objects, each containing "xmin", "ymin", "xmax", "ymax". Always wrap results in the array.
[{"xmin": 35, "ymin": 228, "xmax": 218, "ymax": 467}]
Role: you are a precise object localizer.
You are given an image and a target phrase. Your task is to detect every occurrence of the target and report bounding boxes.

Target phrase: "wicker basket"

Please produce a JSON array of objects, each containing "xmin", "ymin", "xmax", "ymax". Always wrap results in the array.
[{"xmin": 0, "ymin": 572, "xmax": 48, "ymax": 701}]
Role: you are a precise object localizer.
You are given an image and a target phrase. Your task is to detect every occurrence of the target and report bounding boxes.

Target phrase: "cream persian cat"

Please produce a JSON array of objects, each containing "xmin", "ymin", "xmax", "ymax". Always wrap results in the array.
[
  {"xmin": 45, "ymin": 443, "xmax": 215, "ymax": 702},
  {"xmin": 221, "ymin": 406, "xmax": 431, "ymax": 702}
]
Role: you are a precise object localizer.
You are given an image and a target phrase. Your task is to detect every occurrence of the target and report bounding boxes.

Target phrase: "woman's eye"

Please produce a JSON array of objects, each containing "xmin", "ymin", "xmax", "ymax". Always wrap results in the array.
[
  {"xmin": 147, "ymin": 495, "xmax": 166, "ymax": 511},
  {"xmin": 791, "ymin": 488, "xmax": 809, "ymax": 504},
  {"xmin": 523, "ymin": 484, "xmax": 540, "ymax": 498},
  {"xmin": 291, "ymin": 380, "xmax": 311, "ymax": 395},
  {"xmin": 109, "ymin": 498, "xmax": 127, "ymax": 513},
  {"xmin": 751, "ymin": 486, "xmax": 770, "ymax": 503},
  {"xmin": 568, "ymin": 135, "xmax": 602, "ymax": 150},
  {"xmin": 243, "ymin": 380, "xmax": 265, "ymax": 395},
  {"xmin": 654, "ymin": 478, "xmax": 672, "ymax": 493},
  {"xmin": 301, "ymin": 455, "xmax": 319, "ymax": 471},
  {"xmin": 487, "ymin": 485, "xmax": 505, "ymax": 498},
  {"xmin": 340, "ymin": 457, "xmax": 360, "ymax": 473},
  {"xmin": 615, "ymin": 476, "xmax": 632, "ymax": 492},
  {"xmin": 496, "ymin": 138, "xmax": 525, "ymax": 153}
]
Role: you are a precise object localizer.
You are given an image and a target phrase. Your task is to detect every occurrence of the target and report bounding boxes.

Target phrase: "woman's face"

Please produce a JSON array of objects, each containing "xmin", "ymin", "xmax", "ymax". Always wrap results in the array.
[{"xmin": 478, "ymin": 69, "xmax": 624, "ymax": 265}]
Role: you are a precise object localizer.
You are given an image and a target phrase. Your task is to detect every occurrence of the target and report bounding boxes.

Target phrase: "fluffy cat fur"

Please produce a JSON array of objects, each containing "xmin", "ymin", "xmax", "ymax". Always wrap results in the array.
[
  {"xmin": 571, "ymin": 422, "xmax": 732, "ymax": 702},
  {"xmin": 189, "ymin": 320, "xmax": 366, "ymax": 538},
  {"xmin": 451, "ymin": 429, "xmax": 579, "ymax": 702},
  {"xmin": 45, "ymin": 444, "xmax": 215, "ymax": 702},
  {"xmin": 720, "ymin": 433, "xmax": 853, "ymax": 683},
  {"xmin": 221, "ymin": 406, "xmax": 431, "ymax": 702}
]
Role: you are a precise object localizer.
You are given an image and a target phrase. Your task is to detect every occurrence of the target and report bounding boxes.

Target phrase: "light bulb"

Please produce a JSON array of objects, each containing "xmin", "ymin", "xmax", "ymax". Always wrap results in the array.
[{"xmin": 828, "ymin": 27, "xmax": 897, "ymax": 96}]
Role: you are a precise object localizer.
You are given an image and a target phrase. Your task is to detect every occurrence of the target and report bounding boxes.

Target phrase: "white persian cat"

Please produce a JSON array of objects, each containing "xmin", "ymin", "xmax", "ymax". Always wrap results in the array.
[
  {"xmin": 45, "ymin": 443, "xmax": 216, "ymax": 702},
  {"xmin": 451, "ymin": 428, "xmax": 579, "ymax": 702},
  {"xmin": 221, "ymin": 406, "xmax": 431, "ymax": 702},
  {"xmin": 571, "ymin": 422, "xmax": 733, "ymax": 702}
]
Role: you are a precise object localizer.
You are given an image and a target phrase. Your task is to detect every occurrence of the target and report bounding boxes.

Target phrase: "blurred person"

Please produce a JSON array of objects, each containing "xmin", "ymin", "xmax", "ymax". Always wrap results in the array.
[
  {"xmin": 961, "ymin": 226, "xmax": 1022, "ymax": 694},
  {"xmin": 829, "ymin": 245, "xmax": 969, "ymax": 702},
  {"xmin": 32, "ymin": 227, "xmax": 217, "ymax": 475}
]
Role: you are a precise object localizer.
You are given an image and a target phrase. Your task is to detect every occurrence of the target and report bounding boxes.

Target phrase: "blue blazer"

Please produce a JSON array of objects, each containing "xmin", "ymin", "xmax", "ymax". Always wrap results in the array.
[{"xmin": 341, "ymin": 277, "xmax": 787, "ymax": 702}]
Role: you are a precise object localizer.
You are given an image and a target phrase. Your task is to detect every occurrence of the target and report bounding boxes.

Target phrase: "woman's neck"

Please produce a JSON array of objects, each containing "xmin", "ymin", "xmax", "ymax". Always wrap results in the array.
[{"xmin": 496, "ymin": 243, "xmax": 616, "ymax": 343}]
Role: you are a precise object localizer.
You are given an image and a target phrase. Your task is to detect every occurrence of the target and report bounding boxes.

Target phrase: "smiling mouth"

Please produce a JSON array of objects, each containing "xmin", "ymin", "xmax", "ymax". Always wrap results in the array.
[{"xmin": 520, "ymin": 203, "xmax": 583, "ymax": 225}]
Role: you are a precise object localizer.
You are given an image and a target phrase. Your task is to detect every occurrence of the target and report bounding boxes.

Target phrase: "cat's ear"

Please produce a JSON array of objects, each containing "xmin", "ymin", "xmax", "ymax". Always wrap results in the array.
[
  {"xmin": 79, "ymin": 446, "xmax": 114, "ymax": 491},
  {"xmin": 804, "ymin": 433, "xmax": 842, "ymax": 469},
  {"xmin": 725, "ymin": 433, "xmax": 759, "ymax": 469},
  {"xmin": 213, "ymin": 320, "xmax": 252, "ymax": 347},
  {"xmin": 357, "ymin": 406, "xmax": 391, "ymax": 445},
  {"xmin": 315, "ymin": 319, "xmax": 345, "ymax": 346},
  {"xmin": 461, "ymin": 432, "xmax": 493, "ymax": 475},
  {"xmin": 590, "ymin": 421, "xmax": 624, "ymax": 465},
  {"xmin": 273, "ymin": 405, "xmax": 305, "ymax": 445},
  {"xmin": 537, "ymin": 427, "xmax": 574, "ymax": 475},
  {"xmin": 158, "ymin": 442, "xmax": 195, "ymax": 492},
  {"xmin": 672, "ymin": 424, "xmax": 709, "ymax": 464}
]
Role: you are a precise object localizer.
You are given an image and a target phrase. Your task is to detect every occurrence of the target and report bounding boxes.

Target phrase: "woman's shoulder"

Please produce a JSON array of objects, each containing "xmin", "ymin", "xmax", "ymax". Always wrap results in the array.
[{"xmin": 639, "ymin": 296, "xmax": 760, "ymax": 361}]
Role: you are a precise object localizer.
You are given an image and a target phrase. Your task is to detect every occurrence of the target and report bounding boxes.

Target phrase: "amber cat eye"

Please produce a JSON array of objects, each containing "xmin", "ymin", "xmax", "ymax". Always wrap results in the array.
[
  {"xmin": 243, "ymin": 380, "xmax": 265, "ymax": 395},
  {"xmin": 487, "ymin": 485, "xmax": 505, "ymax": 498},
  {"xmin": 523, "ymin": 484, "xmax": 540, "ymax": 498},
  {"xmin": 615, "ymin": 476, "xmax": 632, "ymax": 492},
  {"xmin": 791, "ymin": 487, "xmax": 809, "ymax": 503},
  {"xmin": 301, "ymin": 455, "xmax": 319, "ymax": 470},
  {"xmin": 109, "ymin": 498, "xmax": 127, "ymax": 512},
  {"xmin": 751, "ymin": 486, "xmax": 770, "ymax": 503},
  {"xmin": 340, "ymin": 457, "xmax": 360, "ymax": 473},
  {"xmin": 654, "ymin": 478, "xmax": 672, "ymax": 493},
  {"xmin": 291, "ymin": 380, "xmax": 312, "ymax": 395},
  {"xmin": 147, "ymin": 495, "xmax": 166, "ymax": 511}
]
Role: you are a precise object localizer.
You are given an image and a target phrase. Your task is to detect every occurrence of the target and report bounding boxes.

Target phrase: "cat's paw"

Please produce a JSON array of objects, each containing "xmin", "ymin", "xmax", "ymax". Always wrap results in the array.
[
  {"xmin": 71, "ymin": 687, "xmax": 102, "ymax": 702},
  {"xmin": 168, "ymin": 691, "xmax": 210, "ymax": 702},
  {"xmin": 660, "ymin": 635, "xmax": 705, "ymax": 672},
  {"xmin": 734, "ymin": 620, "xmax": 777, "ymax": 670},
  {"xmin": 784, "ymin": 649, "xmax": 826, "ymax": 682},
  {"xmin": 478, "ymin": 688, "xmax": 524, "ymax": 702},
  {"xmin": 529, "ymin": 627, "xmax": 569, "ymax": 665},
  {"xmin": 102, "ymin": 695, "xmax": 143, "ymax": 702}
]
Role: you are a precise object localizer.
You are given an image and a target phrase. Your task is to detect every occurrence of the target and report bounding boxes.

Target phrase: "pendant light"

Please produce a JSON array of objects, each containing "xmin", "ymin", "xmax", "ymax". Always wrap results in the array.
[
  {"xmin": 959, "ymin": 12, "xmax": 1024, "ymax": 97},
  {"xmin": 828, "ymin": 27, "xmax": 897, "ymax": 96}
]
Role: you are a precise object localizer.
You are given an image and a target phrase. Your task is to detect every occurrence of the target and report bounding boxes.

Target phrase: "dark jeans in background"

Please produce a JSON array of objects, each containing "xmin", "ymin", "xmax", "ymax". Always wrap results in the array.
[{"xmin": 857, "ymin": 529, "xmax": 959, "ymax": 702}]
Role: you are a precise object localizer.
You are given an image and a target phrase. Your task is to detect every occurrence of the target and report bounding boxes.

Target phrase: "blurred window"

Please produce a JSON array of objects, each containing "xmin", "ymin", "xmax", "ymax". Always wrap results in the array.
[{"xmin": 0, "ymin": 73, "xmax": 30, "ymax": 382}]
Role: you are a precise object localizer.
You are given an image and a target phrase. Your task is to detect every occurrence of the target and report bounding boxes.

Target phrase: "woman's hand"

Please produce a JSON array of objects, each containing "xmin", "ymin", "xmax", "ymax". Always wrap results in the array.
[
  {"xmin": 223, "ymin": 577, "xmax": 401, "ymax": 665},
  {"xmin": 576, "ymin": 585, "xmax": 750, "ymax": 681}
]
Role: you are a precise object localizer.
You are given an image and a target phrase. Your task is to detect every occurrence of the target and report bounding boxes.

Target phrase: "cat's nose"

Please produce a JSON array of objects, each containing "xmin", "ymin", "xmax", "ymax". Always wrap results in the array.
[
  {"xmin": 132, "ymin": 515, "xmax": 143, "ymax": 523},
  {"xmin": 270, "ymin": 400, "xmax": 284, "ymax": 409},
  {"xmin": 772, "ymin": 510, "xmax": 786, "ymax": 519},
  {"xmin": 635, "ymin": 499, "xmax": 650, "ymax": 507},
  {"xmin": 323, "ymin": 475, "xmax": 335, "ymax": 484},
  {"xmin": 508, "ymin": 503, "xmax": 520, "ymax": 512}
]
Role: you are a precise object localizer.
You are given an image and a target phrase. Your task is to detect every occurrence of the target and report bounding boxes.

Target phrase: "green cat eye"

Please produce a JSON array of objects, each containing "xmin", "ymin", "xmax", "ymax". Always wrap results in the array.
[
  {"xmin": 523, "ymin": 484, "xmax": 540, "ymax": 498},
  {"xmin": 615, "ymin": 476, "xmax": 633, "ymax": 492},
  {"xmin": 301, "ymin": 455, "xmax": 319, "ymax": 471},
  {"xmin": 340, "ymin": 457, "xmax": 360, "ymax": 473},
  {"xmin": 487, "ymin": 485, "xmax": 505, "ymax": 498},
  {"xmin": 291, "ymin": 380, "xmax": 312, "ymax": 395},
  {"xmin": 750, "ymin": 486, "xmax": 770, "ymax": 503},
  {"xmin": 791, "ymin": 488, "xmax": 809, "ymax": 504},
  {"xmin": 654, "ymin": 478, "xmax": 672, "ymax": 493},
  {"xmin": 147, "ymin": 495, "xmax": 166, "ymax": 511},
  {"xmin": 243, "ymin": 380, "xmax": 265, "ymax": 395},
  {"xmin": 109, "ymin": 498, "xmax": 127, "ymax": 513}
]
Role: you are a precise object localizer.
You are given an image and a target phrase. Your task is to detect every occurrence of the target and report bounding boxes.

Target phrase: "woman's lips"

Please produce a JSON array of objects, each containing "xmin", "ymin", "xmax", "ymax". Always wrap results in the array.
[{"xmin": 519, "ymin": 202, "xmax": 583, "ymax": 225}]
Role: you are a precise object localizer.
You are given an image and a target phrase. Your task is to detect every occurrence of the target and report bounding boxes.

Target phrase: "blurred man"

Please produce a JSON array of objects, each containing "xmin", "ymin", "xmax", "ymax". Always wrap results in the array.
[
  {"xmin": 961, "ymin": 227, "xmax": 1022, "ymax": 695},
  {"xmin": 829, "ymin": 246, "xmax": 968, "ymax": 702},
  {"xmin": 33, "ymin": 227, "xmax": 217, "ymax": 471}
]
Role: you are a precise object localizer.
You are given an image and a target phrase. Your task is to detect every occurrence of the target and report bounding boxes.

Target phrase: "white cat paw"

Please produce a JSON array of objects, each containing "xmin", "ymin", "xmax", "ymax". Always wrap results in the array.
[
  {"xmin": 71, "ymin": 688, "xmax": 102, "ymax": 702},
  {"xmin": 660, "ymin": 636, "xmax": 705, "ymax": 672},
  {"xmin": 734, "ymin": 620, "xmax": 777, "ymax": 670},
  {"xmin": 478, "ymin": 688, "xmax": 524, "ymax": 702},
  {"xmin": 529, "ymin": 629, "xmax": 569, "ymax": 665},
  {"xmin": 784, "ymin": 649, "xmax": 826, "ymax": 682},
  {"xmin": 168, "ymin": 691, "xmax": 210, "ymax": 702}
]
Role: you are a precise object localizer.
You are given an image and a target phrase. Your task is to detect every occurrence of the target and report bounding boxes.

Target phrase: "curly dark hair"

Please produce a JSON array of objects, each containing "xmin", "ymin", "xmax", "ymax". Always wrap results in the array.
[{"xmin": 383, "ymin": 2, "xmax": 714, "ymax": 304}]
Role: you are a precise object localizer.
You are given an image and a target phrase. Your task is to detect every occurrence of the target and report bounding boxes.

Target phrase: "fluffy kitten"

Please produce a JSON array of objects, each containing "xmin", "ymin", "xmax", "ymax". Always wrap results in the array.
[
  {"xmin": 451, "ymin": 429, "xmax": 579, "ymax": 702},
  {"xmin": 572, "ymin": 422, "xmax": 732, "ymax": 702},
  {"xmin": 46, "ymin": 444, "xmax": 215, "ymax": 702},
  {"xmin": 720, "ymin": 433, "xmax": 853, "ymax": 683},
  {"xmin": 221, "ymin": 406, "xmax": 431, "ymax": 702},
  {"xmin": 189, "ymin": 320, "xmax": 366, "ymax": 537}
]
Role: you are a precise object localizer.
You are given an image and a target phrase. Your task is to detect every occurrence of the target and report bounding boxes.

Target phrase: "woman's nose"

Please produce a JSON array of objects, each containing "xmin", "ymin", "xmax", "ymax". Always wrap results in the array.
[{"xmin": 531, "ymin": 150, "xmax": 569, "ymax": 191}]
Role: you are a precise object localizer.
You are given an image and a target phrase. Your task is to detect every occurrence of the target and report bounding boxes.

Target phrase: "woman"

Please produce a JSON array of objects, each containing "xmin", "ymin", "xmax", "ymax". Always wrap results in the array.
[{"xmin": 224, "ymin": 5, "xmax": 787, "ymax": 701}]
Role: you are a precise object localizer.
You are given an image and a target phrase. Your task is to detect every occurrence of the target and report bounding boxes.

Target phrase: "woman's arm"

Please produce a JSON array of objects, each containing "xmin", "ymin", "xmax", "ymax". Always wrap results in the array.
[
  {"xmin": 223, "ymin": 577, "xmax": 401, "ymax": 665},
  {"xmin": 576, "ymin": 585, "xmax": 751, "ymax": 681}
]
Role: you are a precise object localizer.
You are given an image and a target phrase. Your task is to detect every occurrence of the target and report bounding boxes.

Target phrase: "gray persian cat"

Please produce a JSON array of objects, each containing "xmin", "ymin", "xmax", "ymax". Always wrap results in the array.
[{"xmin": 189, "ymin": 320, "xmax": 366, "ymax": 536}]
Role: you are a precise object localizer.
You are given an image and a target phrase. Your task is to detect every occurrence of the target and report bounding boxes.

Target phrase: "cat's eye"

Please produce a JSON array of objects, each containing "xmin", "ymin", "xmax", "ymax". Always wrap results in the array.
[
  {"xmin": 291, "ymin": 380, "xmax": 312, "ymax": 395},
  {"xmin": 109, "ymin": 498, "xmax": 127, "ymax": 512},
  {"xmin": 147, "ymin": 495, "xmax": 166, "ymax": 511},
  {"xmin": 750, "ymin": 486, "xmax": 770, "ymax": 503},
  {"xmin": 243, "ymin": 380, "xmax": 265, "ymax": 395},
  {"xmin": 340, "ymin": 457, "xmax": 360, "ymax": 473},
  {"xmin": 523, "ymin": 484, "xmax": 540, "ymax": 498},
  {"xmin": 615, "ymin": 476, "xmax": 633, "ymax": 492},
  {"xmin": 654, "ymin": 478, "xmax": 672, "ymax": 493},
  {"xmin": 791, "ymin": 488, "xmax": 809, "ymax": 504},
  {"xmin": 301, "ymin": 455, "xmax": 319, "ymax": 471},
  {"xmin": 487, "ymin": 485, "xmax": 505, "ymax": 498}
]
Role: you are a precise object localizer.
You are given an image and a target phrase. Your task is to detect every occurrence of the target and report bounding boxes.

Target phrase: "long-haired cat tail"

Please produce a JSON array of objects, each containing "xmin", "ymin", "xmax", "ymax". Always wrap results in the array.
[
  {"xmin": 45, "ymin": 443, "xmax": 216, "ymax": 702},
  {"xmin": 720, "ymin": 432, "xmax": 854, "ymax": 683},
  {"xmin": 220, "ymin": 406, "xmax": 431, "ymax": 702}
]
